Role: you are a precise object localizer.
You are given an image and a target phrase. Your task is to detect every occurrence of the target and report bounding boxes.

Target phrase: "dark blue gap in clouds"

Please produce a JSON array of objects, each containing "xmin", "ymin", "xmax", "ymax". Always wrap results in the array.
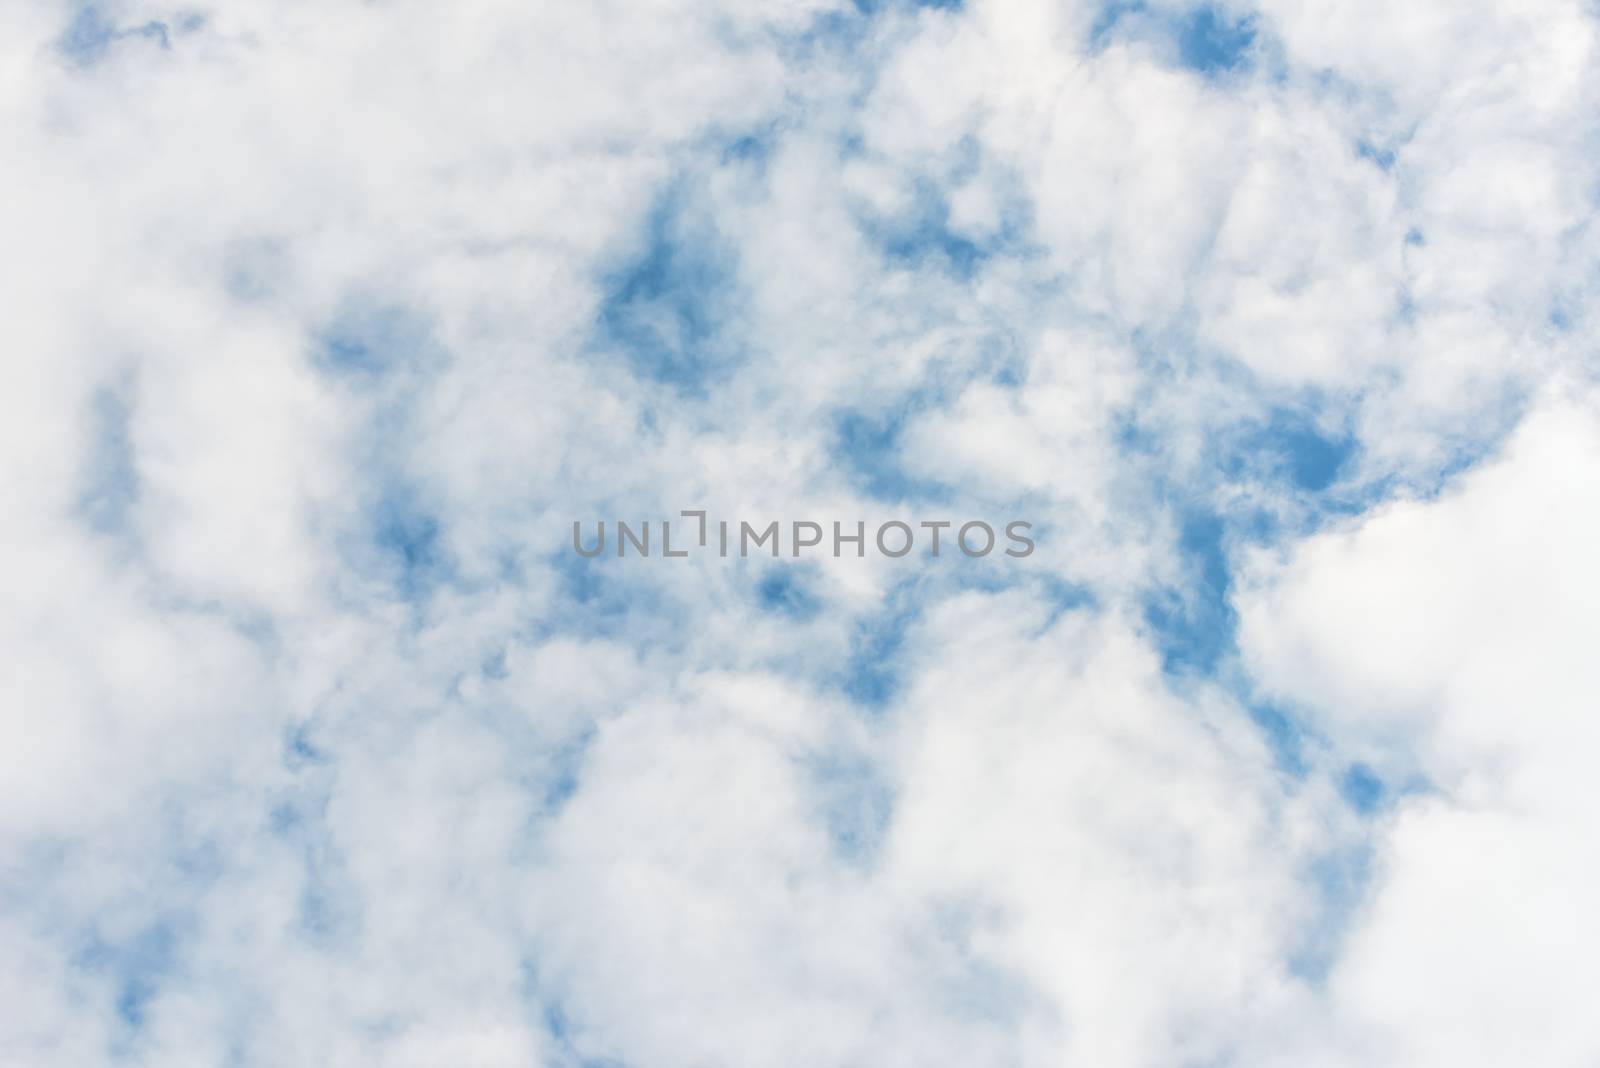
[
  {"xmin": 1244, "ymin": 408, "xmax": 1357, "ymax": 493},
  {"xmin": 1340, "ymin": 762, "xmax": 1386, "ymax": 814},
  {"xmin": 1177, "ymin": 5, "xmax": 1257, "ymax": 73},
  {"xmin": 1124, "ymin": 391, "xmax": 1360, "ymax": 684},
  {"xmin": 756, "ymin": 566, "xmax": 822, "ymax": 620},
  {"xmin": 1142, "ymin": 510, "xmax": 1234, "ymax": 675},
  {"xmin": 1118, "ymin": 401, "xmax": 1408, "ymax": 983},
  {"xmin": 595, "ymin": 186, "xmax": 741, "ymax": 396},
  {"xmin": 1090, "ymin": 2, "xmax": 1257, "ymax": 77}
]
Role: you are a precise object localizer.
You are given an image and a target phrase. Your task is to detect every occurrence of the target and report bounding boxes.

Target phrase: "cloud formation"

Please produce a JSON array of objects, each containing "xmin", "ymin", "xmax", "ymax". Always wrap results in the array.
[{"xmin": 3, "ymin": 0, "xmax": 1598, "ymax": 1065}]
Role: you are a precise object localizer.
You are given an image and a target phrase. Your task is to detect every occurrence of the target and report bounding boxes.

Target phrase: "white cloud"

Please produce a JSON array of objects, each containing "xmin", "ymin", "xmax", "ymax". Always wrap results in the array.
[
  {"xmin": 1237, "ymin": 392, "xmax": 1600, "ymax": 1066},
  {"xmin": 4, "ymin": 0, "xmax": 1599, "ymax": 1064}
]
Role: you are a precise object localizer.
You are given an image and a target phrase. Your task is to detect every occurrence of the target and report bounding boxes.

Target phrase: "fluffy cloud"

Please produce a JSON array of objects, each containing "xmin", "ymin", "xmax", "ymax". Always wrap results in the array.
[
  {"xmin": 1237, "ymin": 393, "xmax": 1600, "ymax": 1066},
  {"xmin": 3, "ymin": 0, "xmax": 1598, "ymax": 1064}
]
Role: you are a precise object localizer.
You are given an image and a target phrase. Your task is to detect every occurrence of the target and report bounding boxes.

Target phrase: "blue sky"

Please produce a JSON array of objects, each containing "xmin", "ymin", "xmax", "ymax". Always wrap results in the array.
[{"xmin": 4, "ymin": 0, "xmax": 1600, "ymax": 1065}]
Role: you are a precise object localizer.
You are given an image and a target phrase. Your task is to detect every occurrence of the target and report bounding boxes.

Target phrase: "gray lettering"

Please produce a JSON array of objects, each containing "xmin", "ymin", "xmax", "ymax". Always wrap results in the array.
[
  {"xmin": 741, "ymin": 520, "xmax": 778, "ymax": 557},
  {"xmin": 958, "ymin": 521, "xmax": 995, "ymax": 557},
  {"xmin": 876, "ymin": 521, "xmax": 914, "ymax": 558}
]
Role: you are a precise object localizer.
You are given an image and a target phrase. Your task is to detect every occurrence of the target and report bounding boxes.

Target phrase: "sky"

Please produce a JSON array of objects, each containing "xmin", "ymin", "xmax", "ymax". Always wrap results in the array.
[{"xmin": 2, "ymin": 0, "xmax": 1600, "ymax": 1065}]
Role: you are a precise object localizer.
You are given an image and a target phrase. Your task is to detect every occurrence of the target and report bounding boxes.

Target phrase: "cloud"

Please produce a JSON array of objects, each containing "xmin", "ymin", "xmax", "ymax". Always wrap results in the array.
[
  {"xmin": 3, "ymin": 0, "xmax": 1599, "ymax": 1064},
  {"xmin": 1236, "ymin": 392, "xmax": 1600, "ymax": 1065}
]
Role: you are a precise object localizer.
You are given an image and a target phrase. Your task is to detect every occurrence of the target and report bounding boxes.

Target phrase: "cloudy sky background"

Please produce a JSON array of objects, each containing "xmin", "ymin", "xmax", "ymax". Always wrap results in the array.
[{"xmin": 4, "ymin": 0, "xmax": 1600, "ymax": 1064}]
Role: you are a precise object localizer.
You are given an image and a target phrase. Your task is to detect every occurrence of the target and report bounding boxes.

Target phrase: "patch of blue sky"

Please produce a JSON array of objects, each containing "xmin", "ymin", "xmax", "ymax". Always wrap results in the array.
[
  {"xmin": 1174, "ymin": 5, "xmax": 1257, "ymax": 75},
  {"xmin": 710, "ymin": 121, "xmax": 783, "ymax": 169},
  {"xmin": 721, "ymin": 132, "xmax": 773, "ymax": 166},
  {"xmin": 836, "ymin": 579, "xmax": 924, "ymax": 710},
  {"xmin": 1246, "ymin": 701, "xmax": 1307, "ymax": 777},
  {"xmin": 594, "ymin": 185, "xmax": 743, "ymax": 396},
  {"xmin": 832, "ymin": 408, "xmax": 954, "ymax": 504},
  {"xmin": 282, "ymin": 725, "xmax": 330, "ymax": 772},
  {"xmin": 58, "ymin": 5, "xmax": 118, "ymax": 62},
  {"xmin": 756, "ymin": 566, "xmax": 823, "ymax": 621},
  {"xmin": 1027, "ymin": 574, "xmax": 1099, "ymax": 633},
  {"xmin": 858, "ymin": 177, "xmax": 1029, "ymax": 284},
  {"xmin": 543, "ymin": 550, "xmax": 718, "ymax": 667},
  {"xmin": 1141, "ymin": 509, "xmax": 1234, "ymax": 676},
  {"xmin": 552, "ymin": 551, "xmax": 650, "ymax": 638},
  {"xmin": 369, "ymin": 483, "xmax": 452, "ymax": 601},
  {"xmin": 780, "ymin": 10, "xmax": 874, "ymax": 65},
  {"xmin": 1233, "ymin": 407, "xmax": 1357, "ymax": 494},
  {"xmin": 1293, "ymin": 774, "xmax": 1448, "ymax": 980},
  {"xmin": 1122, "ymin": 391, "xmax": 1379, "ymax": 770},
  {"xmin": 1124, "ymin": 372, "xmax": 1361, "ymax": 502},
  {"xmin": 57, "ymin": 5, "xmax": 204, "ymax": 66},
  {"xmin": 841, "ymin": 624, "xmax": 902, "ymax": 709},
  {"xmin": 1343, "ymin": 385, "xmax": 1530, "ymax": 508},
  {"xmin": 1339, "ymin": 762, "xmax": 1385, "ymax": 814},
  {"xmin": 1090, "ymin": 2, "xmax": 1259, "ymax": 80},
  {"xmin": 59, "ymin": 6, "xmax": 163, "ymax": 64},
  {"xmin": 907, "ymin": 314, "xmax": 1035, "ymax": 403}
]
